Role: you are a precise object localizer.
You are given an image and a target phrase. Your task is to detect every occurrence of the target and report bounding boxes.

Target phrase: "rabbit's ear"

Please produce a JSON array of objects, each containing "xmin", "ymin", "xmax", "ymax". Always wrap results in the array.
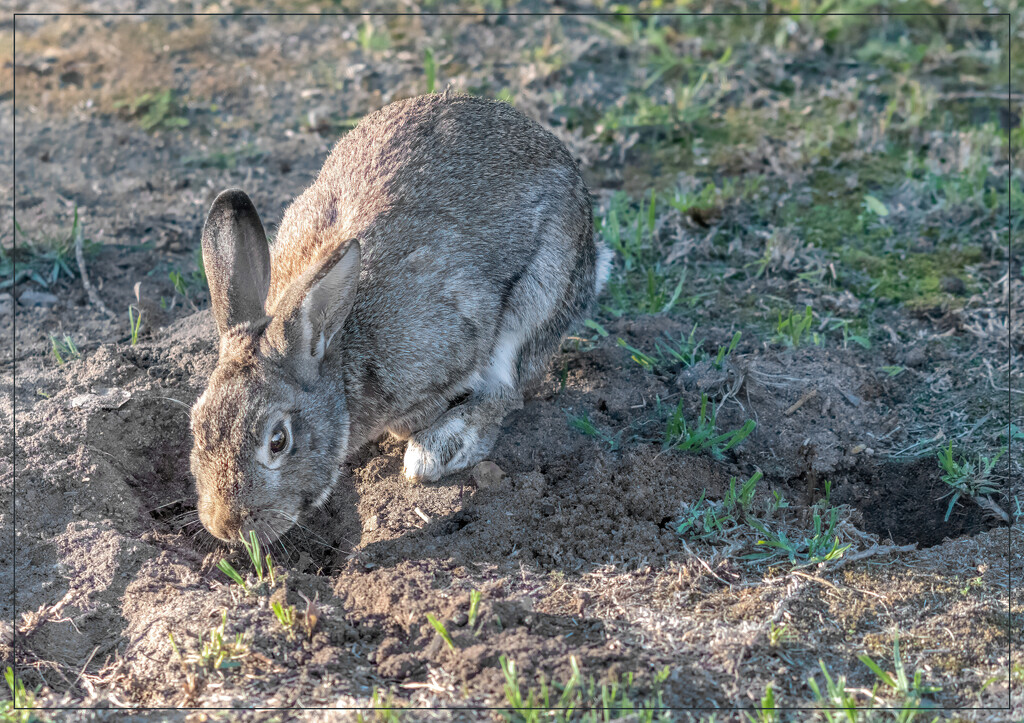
[
  {"xmin": 270, "ymin": 239, "xmax": 360, "ymax": 378},
  {"xmin": 201, "ymin": 189, "xmax": 271, "ymax": 336},
  {"xmin": 302, "ymin": 239, "xmax": 361, "ymax": 362}
]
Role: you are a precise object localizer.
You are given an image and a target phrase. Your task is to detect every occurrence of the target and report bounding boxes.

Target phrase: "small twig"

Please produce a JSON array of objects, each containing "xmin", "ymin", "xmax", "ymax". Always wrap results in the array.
[
  {"xmin": 830, "ymin": 542, "xmax": 918, "ymax": 571},
  {"xmin": 713, "ymin": 364, "xmax": 745, "ymax": 419},
  {"xmin": 75, "ymin": 216, "xmax": 116, "ymax": 320},
  {"xmin": 680, "ymin": 539, "xmax": 733, "ymax": 588},
  {"xmin": 414, "ymin": 507, "xmax": 432, "ymax": 524},
  {"xmin": 784, "ymin": 389, "xmax": 818, "ymax": 416},
  {"xmin": 789, "ymin": 570, "xmax": 840, "ymax": 592},
  {"xmin": 972, "ymin": 495, "xmax": 1011, "ymax": 525}
]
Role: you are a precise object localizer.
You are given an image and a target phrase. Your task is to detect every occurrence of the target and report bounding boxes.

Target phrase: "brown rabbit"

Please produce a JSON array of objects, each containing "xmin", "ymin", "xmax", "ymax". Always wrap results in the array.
[{"xmin": 190, "ymin": 91, "xmax": 612, "ymax": 542}]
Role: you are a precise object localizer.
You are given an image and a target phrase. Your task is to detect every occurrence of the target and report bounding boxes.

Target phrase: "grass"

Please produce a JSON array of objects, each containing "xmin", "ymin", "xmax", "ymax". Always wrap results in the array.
[
  {"xmin": 468, "ymin": 590, "xmax": 483, "ymax": 629},
  {"xmin": 271, "ymin": 601, "xmax": 296, "ymax": 629},
  {"xmin": 424, "ymin": 47, "xmax": 436, "ymax": 93},
  {"xmin": 216, "ymin": 559, "xmax": 247, "ymax": 593},
  {"xmin": 114, "ymin": 89, "xmax": 189, "ymax": 131},
  {"xmin": 597, "ymin": 191, "xmax": 690, "ymax": 317},
  {"xmin": 742, "ymin": 633, "xmax": 943, "ymax": 721},
  {"xmin": 355, "ymin": 688, "xmax": 403, "ymax": 723},
  {"xmin": 936, "ymin": 443, "xmax": 1006, "ymax": 522},
  {"xmin": 712, "ymin": 331, "xmax": 742, "ymax": 367},
  {"xmin": 49, "ymin": 333, "xmax": 80, "ymax": 365},
  {"xmin": 425, "ymin": 614, "xmax": 456, "ymax": 652},
  {"xmin": 773, "ymin": 305, "xmax": 817, "ymax": 348},
  {"xmin": 5, "ymin": 211, "xmax": 95, "ymax": 291},
  {"xmin": 2, "ymin": 667, "xmax": 37, "ymax": 723},
  {"xmin": 653, "ymin": 326, "xmax": 703, "ymax": 368},
  {"xmin": 582, "ymin": 2, "xmax": 1010, "ymax": 322},
  {"xmin": 767, "ymin": 622, "xmax": 796, "ymax": 649},
  {"xmin": 674, "ymin": 470, "xmax": 762, "ymax": 542},
  {"xmin": 240, "ymin": 529, "xmax": 274, "ymax": 586},
  {"xmin": 745, "ymin": 480, "xmax": 852, "ymax": 567},
  {"xmin": 744, "ymin": 507, "xmax": 851, "ymax": 568},
  {"xmin": 216, "ymin": 530, "xmax": 275, "ymax": 594},
  {"xmin": 563, "ymin": 318, "xmax": 609, "ymax": 354},
  {"xmin": 676, "ymin": 474, "xmax": 854, "ymax": 569},
  {"xmin": 826, "ymin": 318, "xmax": 872, "ymax": 351},
  {"xmin": 621, "ymin": 327, "xmax": 742, "ymax": 372},
  {"xmin": 182, "ymin": 142, "xmax": 264, "ymax": 170},
  {"xmin": 566, "ymin": 411, "xmax": 620, "ymax": 451},
  {"xmin": 499, "ymin": 655, "xmax": 671, "ymax": 723},
  {"xmin": 801, "ymin": 635, "xmax": 941, "ymax": 722},
  {"xmin": 128, "ymin": 305, "xmax": 143, "ymax": 345},
  {"xmin": 617, "ymin": 337, "xmax": 657, "ymax": 370},
  {"xmin": 170, "ymin": 612, "xmax": 248, "ymax": 673},
  {"xmin": 590, "ymin": 39, "xmax": 731, "ymax": 140},
  {"xmin": 746, "ymin": 684, "xmax": 778, "ymax": 723},
  {"xmin": 662, "ymin": 393, "xmax": 756, "ymax": 460},
  {"xmin": 358, "ymin": 18, "xmax": 391, "ymax": 55},
  {"xmin": 168, "ymin": 250, "xmax": 207, "ymax": 303},
  {"xmin": 806, "ymin": 660, "xmax": 863, "ymax": 722},
  {"xmin": 858, "ymin": 636, "xmax": 942, "ymax": 718}
]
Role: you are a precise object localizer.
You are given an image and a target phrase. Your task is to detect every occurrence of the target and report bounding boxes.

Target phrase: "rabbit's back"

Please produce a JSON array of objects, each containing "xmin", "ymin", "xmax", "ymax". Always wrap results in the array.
[{"xmin": 266, "ymin": 92, "xmax": 592, "ymax": 309}]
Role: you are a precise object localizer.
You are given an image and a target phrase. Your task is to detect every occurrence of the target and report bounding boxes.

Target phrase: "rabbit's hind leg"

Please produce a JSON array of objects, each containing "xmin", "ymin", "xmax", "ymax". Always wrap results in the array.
[
  {"xmin": 403, "ymin": 211, "xmax": 590, "ymax": 484},
  {"xmin": 402, "ymin": 329, "xmax": 526, "ymax": 483},
  {"xmin": 401, "ymin": 307, "xmax": 576, "ymax": 484}
]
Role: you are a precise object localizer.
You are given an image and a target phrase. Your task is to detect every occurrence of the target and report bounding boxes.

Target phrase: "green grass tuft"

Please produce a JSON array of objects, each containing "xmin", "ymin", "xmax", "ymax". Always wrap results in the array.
[
  {"xmin": 662, "ymin": 394, "xmax": 755, "ymax": 459},
  {"xmin": 499, "ymin": 655, "xmax": 670, "ymax": 723},
  {"xmin": 426, "ymin": 614, "xmax": 456, "ymax": 652},
  {"xmin": 50, "ymin": 333, "xmax": 80, "ymax": 366}
]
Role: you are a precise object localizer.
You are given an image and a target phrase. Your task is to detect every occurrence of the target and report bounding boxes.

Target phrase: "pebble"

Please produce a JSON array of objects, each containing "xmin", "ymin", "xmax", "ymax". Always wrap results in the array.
[
  {"xmin": 0, "ymin": 293, "xmax": 12, "ymax": 316},
  {"xmin": 364, "ymin": 514, "xmax": 380, "ymax": 532},
  {"xmin": 69, "ymin": 387, "xmax": 131, "ymax": 411},
  {"xmin": 18, "ymin": 289, "xmax": 59, "ymax": 307},
  {"xmin": 307, "ymin": 105, "xmax": 333, "ymax": 132},
  {"xmin": 471, "ymin": 460, "xmax": 504, "ymax": 489}
]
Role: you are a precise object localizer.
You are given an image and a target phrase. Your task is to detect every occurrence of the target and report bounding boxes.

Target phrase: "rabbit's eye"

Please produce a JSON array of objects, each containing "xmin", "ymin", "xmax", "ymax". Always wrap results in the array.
[{"xmin": 269, "ymin": 424, "xmax": 288, "ymax": 455}]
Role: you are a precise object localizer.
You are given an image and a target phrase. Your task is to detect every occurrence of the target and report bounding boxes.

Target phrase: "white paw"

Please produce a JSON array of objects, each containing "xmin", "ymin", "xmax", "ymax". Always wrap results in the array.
[
  {"xmin": 402, "ymin": 417, "xmax": 482, "ymax": 483},
  {"xmin": 402, "ymin": 438, "xmax": 444, "ymax": 483}
]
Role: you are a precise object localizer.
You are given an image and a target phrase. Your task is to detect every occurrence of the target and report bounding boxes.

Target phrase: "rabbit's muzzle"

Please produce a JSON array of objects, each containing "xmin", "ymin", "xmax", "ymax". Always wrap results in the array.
[{"xmin": 199, "ymin": 499, "xmax": 248, "ymax": 542}]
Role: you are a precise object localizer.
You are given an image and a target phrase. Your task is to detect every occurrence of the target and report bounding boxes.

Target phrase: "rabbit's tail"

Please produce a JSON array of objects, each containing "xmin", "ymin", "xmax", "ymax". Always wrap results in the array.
[{"xmin": 594, "ymin": 241, "xmax": 614, "ymax": 297}]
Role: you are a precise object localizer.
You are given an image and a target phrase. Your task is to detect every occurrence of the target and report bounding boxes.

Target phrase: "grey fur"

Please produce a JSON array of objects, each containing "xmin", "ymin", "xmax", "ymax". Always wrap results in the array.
[
  {"xmin": 201, "ymin": 189, "xmax": 272, "ymax": 336},
  {"xmin": 190, "ymin": 91, "xmax": 611, "ymax": 542}
]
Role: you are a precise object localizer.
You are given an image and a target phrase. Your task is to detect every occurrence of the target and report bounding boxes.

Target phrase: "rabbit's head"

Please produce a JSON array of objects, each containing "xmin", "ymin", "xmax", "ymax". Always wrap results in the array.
[{"xmin": 189, "ymin": 189, "xmax": 360, "ymax": 543}]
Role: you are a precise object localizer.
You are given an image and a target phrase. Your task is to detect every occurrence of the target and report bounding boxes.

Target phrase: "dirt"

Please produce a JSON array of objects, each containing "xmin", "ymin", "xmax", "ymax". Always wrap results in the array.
[
  {"xmin": 4, "ymin": 306, "xmax": 1015, "ymax": 715},
  {"xmin": 3, "ymin": 5, "xmax": 1020, "ymax": 722}
]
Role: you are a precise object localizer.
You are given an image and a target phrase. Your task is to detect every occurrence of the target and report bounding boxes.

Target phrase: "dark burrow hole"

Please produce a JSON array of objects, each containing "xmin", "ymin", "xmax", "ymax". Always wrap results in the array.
[
  {"xmin": 149, "ymin": 498, "xmax": 194, "ymax": 525},
  {"xmin": 832, "ymin": 456, "xmax": 1007, "ymax": 547}
]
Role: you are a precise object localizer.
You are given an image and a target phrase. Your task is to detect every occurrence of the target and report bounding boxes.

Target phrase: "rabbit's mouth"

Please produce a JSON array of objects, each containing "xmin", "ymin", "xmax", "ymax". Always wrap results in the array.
[{"xmin": 199, "ymin": 499, "xmax": 297, "ymax": 545}]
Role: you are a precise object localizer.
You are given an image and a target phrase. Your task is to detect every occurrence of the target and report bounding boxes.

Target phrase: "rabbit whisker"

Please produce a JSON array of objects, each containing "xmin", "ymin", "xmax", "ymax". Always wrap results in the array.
[{"xmin": 267, "ymin": 509, "xmax": 344, "ymax": 554}]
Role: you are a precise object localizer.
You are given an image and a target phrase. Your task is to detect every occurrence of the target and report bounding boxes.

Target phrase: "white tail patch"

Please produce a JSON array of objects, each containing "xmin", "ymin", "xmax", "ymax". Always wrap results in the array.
[{"xmin": 594, "ymin": 242, "xmax": 614, "ymax": 296}]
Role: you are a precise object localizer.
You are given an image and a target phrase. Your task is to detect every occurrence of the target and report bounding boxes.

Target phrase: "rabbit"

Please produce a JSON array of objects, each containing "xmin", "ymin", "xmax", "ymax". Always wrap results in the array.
[{"xmin": 189, "ymin": 90, "xmax": 613, "ymax": 543}]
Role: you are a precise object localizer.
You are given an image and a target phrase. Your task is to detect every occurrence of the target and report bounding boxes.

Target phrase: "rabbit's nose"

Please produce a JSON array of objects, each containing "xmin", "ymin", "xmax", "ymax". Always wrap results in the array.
[{"xmin": 202, "ymin": 506, "xmax": 246, "ymax": 542}]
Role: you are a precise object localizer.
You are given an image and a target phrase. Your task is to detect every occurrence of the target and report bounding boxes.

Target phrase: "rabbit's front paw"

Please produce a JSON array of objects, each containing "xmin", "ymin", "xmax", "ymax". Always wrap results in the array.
[{"xmin": 402, "ymin": 416, "xmax": 479, "ymax": 483}]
